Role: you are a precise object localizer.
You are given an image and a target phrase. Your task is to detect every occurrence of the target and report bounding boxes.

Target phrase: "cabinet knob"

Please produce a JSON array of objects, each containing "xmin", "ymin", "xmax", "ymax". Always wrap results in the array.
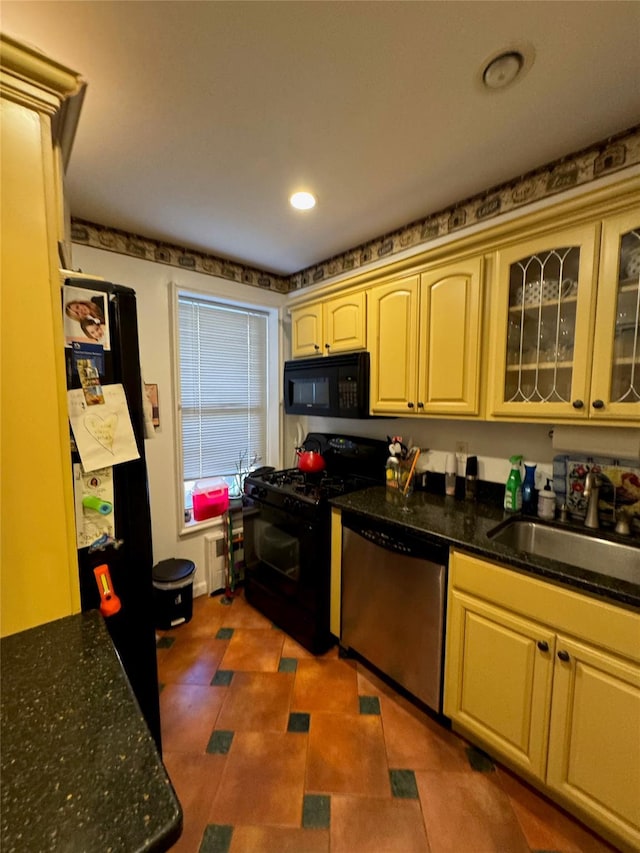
[
  {"xmin": 557, "ymin": 650, "xmax": 571, "ymax": 662},
  {"xmin": 325, "ymin": 343, "xmax": 330, "ymax": 351},
  {"xmin": 314, "ymin": 344, "xmax": 320, "ymax": 352},
  {"xmin": 417, "ymin": 401, "xmax": 424, "ymax": 409},
  {"xmin": 572, "ymin": 399, "xmax": 584, "ymax": 409},
  {"xmin": 592, "ymin": 399, "xmax": 605, "ymax": 410},
  {"xmin": 407, "ymin": 402, "xmax": 415, "ymax": 409},
  {"xmin": 537, "ymin": 641, "xmax": 549, "ymax": 652}
]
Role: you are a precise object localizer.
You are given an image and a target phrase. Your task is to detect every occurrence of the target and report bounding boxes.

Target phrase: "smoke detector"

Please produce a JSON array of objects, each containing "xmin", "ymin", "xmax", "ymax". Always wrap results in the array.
[{"xmin": 478, "ymin": 44, "xmax": 535, "ymax": 92}]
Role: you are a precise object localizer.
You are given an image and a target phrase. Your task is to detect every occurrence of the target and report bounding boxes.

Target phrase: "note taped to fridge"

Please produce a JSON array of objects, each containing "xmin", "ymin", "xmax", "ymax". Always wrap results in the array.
[
  {"xmin": 68, "ymin": 383, "xmax": 140, "ymax": 472},
  {"xmin": 73, "ymin": 464, "xmax": 115, "ymax": 549}
]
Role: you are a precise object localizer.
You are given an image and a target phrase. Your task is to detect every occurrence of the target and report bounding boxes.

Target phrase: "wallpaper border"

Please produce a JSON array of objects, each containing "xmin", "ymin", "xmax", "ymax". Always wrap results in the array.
[{"xmin": 71, "ymin": 125, "xmax": 640, "ymax": 295}]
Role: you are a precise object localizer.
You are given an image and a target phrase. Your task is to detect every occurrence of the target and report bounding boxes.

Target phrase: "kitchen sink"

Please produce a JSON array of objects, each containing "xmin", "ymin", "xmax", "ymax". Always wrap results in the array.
[{"xmin": 487, "ymin": 518, "xmax": 640, "ymax": 586}]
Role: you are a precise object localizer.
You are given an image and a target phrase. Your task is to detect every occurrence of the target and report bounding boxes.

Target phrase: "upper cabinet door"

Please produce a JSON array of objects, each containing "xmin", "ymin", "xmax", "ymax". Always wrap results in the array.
[
  {"xmin": 290, "ymin": 303, "xmax": 323, "ymax": 357},
  {"xmin": 367, "ymin": 275, "xmax": 420, "ymax": 414},
  {"xmin": 290, "ymin": 292, "xmax": 366, "ymax": 357},
  {"xmin": 488, "ymin": 224, "xmax": 599, "ymax": 419},
  {"xmin": 590, "ymin": 211, "xmax": 640, "ymax": 420},
  {"xmin": 418, "ymin": 257, "xmax": 483, "ymax": 416},
  {"xmin": 323, "ymin": 291, "xmax": 366, "ymax": 354}
]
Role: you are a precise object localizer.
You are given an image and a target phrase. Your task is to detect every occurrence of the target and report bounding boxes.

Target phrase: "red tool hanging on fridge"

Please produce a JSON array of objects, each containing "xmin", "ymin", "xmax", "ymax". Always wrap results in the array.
[{"xmin": 93, "ymin": 564, "xmax": 122, "ymax": 617}]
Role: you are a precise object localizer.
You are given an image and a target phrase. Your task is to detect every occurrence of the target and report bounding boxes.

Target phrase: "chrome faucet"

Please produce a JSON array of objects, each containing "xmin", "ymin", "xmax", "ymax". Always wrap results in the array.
[{"xmin": 583, "ymin": 471, "xmax": 602, "ymax": 529}]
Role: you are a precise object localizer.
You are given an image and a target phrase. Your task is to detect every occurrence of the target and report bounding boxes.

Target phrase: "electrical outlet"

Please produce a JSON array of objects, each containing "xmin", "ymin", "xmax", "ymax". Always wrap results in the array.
[{"xmin": 455, "ymin": 441, "xmax": 468, "ymax": 470}]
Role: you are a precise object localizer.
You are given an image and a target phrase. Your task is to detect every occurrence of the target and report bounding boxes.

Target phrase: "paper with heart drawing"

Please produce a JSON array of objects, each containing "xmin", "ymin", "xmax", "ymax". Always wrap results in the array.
[{"xmin": 68, "ymin": 384, "xmax": 140, "ymax": 472}]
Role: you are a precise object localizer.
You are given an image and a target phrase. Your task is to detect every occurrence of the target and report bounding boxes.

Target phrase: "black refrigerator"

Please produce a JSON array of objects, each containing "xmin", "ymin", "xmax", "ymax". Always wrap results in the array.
[{"xmin": 63, "ymin": 277, "xmax": 161, "ymax": 751}]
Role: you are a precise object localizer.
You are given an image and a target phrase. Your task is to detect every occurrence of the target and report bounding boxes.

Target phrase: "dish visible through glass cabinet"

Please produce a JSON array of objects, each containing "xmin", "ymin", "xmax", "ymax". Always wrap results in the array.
[
  {"xmin": 611, "ymin": 227, "xmax": 640, "ymax": 405},
  {"xmin": 504, "ymin": 245, "xmax": 579, "ymax": 404}
]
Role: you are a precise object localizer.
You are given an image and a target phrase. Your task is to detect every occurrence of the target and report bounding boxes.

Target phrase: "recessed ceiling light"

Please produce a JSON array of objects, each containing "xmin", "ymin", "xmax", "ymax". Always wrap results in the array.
[{"xmin": 290, "ymin": 191, "xmax": 316, "ymax": 210}]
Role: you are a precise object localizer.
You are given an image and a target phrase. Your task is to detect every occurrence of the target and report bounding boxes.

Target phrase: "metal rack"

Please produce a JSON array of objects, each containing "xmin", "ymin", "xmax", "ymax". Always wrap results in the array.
[{"xmin": 221, "ymin": 503, "xmax": 245, "ymax": 603}]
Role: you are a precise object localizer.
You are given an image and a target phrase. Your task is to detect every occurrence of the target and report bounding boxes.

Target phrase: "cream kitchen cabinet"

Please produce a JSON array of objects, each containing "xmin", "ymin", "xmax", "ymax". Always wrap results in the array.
[
  {"xmin": 1, "ymin": 36, "xmax": 84, "ymax": 636},
  {"xmin": 590, "ymin": 210, "xmax": 640, "ymax": 420},
  {"xmin": 445, "ymin": 550, "xmax": 640, "ymax": 852},
  {"xmin": 488, "ymin": 217, "xmax": 639, "ymax": 423},
  {"xmin": 367, "ymin": 257, "xmax": 483, "ymax": 416},
  {"xmin": 546, "ymin": 634, "xmax": 640, "ymax": 850},
  {"xmin": 445, "ymin": 589, "xmax": 555, "ymax": 780},
  {"xmin": 290, "ymin": 290, "xmax": 366, "ymax": 357}
]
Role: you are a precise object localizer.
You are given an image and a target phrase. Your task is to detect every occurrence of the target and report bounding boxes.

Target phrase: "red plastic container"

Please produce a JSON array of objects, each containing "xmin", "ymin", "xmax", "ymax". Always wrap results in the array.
[{"xmin": 192, "ymin": 478, "xmax": 229, "ymax": 521}]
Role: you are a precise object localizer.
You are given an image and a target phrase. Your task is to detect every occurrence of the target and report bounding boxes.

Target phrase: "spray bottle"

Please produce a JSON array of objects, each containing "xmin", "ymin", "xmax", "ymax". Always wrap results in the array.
[{"xmin": 504, "ymin": 455, "xmax": 523, "ymax": 512}]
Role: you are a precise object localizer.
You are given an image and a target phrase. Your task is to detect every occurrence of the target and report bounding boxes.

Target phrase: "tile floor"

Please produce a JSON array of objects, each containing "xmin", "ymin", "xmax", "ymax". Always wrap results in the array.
[{"xmin": 157, "ymin": 591, "xmax": 619, "ymax": 853}]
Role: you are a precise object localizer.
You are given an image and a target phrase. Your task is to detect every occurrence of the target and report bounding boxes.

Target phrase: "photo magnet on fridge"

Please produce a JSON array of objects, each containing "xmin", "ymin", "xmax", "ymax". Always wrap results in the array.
[
  {"xmin": 63, "ymin": 286, "xmax": 111, "ymax": 350},
  {"xmin": 71, "ymin": 341, "xmax": 105, "ymax": 375}
]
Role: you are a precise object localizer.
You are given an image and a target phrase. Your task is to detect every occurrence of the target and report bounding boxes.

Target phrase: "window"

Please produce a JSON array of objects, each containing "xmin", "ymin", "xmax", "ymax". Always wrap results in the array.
[{"xmin": 176, "ymin": 290, "xmax": 275, "ymax": 521}]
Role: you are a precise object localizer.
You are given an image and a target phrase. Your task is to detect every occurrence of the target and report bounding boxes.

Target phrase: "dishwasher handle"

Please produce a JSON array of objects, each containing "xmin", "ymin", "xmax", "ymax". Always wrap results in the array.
[
  {"xmin": 342, "ymin": 512, "xmax": 448, "ymax": 565},
  {"xmin": 355, "ymin": 527, "xmax": 412, "ymax": 554}
]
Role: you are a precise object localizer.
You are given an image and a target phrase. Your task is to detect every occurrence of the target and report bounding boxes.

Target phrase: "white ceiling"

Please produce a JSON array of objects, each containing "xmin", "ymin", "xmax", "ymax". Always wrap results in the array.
[{"xmin": 3, "ymin": 1, "xmax": 640, "ymax": 276}]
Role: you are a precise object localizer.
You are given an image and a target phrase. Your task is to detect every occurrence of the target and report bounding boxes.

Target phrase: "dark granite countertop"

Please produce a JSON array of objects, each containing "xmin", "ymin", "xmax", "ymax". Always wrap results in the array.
[
  {"xmin": 1, "ymin": 611, "xmax": 182, "ymax": 853},
  {"xmin": 331, "ymin": 487, "xmax": 640, "ymax": 610}
]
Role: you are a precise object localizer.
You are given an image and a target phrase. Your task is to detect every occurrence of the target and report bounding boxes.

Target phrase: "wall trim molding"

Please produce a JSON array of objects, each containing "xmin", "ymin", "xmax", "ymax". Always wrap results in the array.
[{"xmin": 71, "ymin": 125, "xmax": 640, "ymax": 294}]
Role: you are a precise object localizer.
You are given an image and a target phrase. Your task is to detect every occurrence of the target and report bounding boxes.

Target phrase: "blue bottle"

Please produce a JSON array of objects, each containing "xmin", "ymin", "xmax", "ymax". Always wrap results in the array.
[{"xmin": 522, "ymin": 463, "xmax": 537, "ymax": 515}]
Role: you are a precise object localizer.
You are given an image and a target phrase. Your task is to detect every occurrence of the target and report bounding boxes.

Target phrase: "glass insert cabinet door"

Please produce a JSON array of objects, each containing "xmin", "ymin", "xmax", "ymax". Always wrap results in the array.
[
  {"xmin": 490, "ymin": 224, "xmax": 598, "ymax": 419},
  {"xmin": 591, "ymin": 211, "xmax": 640, "ymax": 420}
]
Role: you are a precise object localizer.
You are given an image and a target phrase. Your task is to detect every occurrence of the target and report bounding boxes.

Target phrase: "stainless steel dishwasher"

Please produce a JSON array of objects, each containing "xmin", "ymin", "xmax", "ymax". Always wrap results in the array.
[{"xmin": 340, "ymin": 511, "xmax": 448, "ymax": 713}]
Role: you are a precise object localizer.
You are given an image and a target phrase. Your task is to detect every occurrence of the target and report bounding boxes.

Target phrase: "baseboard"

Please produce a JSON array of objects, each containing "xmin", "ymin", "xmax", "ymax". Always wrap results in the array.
[{"xmin": 193, "ymin": 580, "xmax": 209, "ymax": 598}]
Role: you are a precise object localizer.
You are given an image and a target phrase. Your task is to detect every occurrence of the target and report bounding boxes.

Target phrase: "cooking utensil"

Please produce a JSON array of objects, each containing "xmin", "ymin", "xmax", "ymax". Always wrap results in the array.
[{"xmin": 402, "ymin": 447, "xmax": 421, "ymax": 495}]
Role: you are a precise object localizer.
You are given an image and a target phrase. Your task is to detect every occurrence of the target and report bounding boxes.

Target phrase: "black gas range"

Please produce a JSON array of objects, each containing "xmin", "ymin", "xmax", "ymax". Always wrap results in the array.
[{"xmin": 242, "ymin": 433, "xmax": 388, "ymax": 653}]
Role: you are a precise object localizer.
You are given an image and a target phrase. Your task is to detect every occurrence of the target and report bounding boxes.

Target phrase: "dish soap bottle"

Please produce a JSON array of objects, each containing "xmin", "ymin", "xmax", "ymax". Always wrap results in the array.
[
  {"xmin": 522, "ymin": 462, "xmax": 537, "ymax": 515},
  {"xmin": 504, "ymin": 455, "xmax": 523, "ymax": 512},
  {"xmin": 538, "ymin": 478, "xmax": 556, "ymax": 520}
]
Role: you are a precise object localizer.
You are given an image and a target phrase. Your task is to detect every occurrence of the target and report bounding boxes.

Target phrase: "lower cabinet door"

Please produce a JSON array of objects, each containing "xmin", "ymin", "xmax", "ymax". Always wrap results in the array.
[
  {"xmin": 445, "ymin": 590, "xmax": 555, "ymax": 779},
  {"xmin": 546, "ymin": 635, "xmax": 640, "ymax": 850}
]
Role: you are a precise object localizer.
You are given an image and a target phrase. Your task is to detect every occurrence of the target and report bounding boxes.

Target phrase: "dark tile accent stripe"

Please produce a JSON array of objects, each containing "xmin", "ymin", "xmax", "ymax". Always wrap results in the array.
[
  {"xmin": 390, "ymin": 769, "xmax": 419, "ymax": 799},
  {"xmin": 302, "ymin": 794, "xmax": 330, "ymax": 829},
  {"xmin": 199, "ymin": 823, "xmax": 233, "ymax": 853},
  {"xmin": 215, "ymin": 628, "xmax": 234, "ymax": 640},
  {"xmin": 288, "ymin": 712, "xmax": 310, "ymax": 733},
  {"xmin": 211, "ymin": 670, "xmax": 234, "ymax": 686},
  {"xmin": 279, "ymin": 657, "xmax": 298, "ymax": 673},
  {"xmin": 206, "ymin": 730, "xmax": 234, "ymax": 755},
  {"xmin": 156, "ymin": 636, "xmax": 174, "ymax": 648},
  {"xmin": 359, "ymin": 695, "xmax": 381, "ymax": 715},
  {"xmin": 466, "ymin": 745, "xmax": 496, "ymax": 772}
]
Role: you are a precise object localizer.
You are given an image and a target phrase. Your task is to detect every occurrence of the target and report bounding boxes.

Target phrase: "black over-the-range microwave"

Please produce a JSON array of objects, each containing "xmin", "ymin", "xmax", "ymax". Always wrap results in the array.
[{"xmin": 283, "ymin": 352, "xmax": 374, "ymax": 418}]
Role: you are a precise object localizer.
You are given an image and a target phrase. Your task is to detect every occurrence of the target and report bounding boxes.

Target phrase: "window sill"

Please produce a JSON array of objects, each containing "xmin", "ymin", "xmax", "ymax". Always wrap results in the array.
[{"xmin": 178, "ymin": 498, "xmax": 244, "ymax": 538}]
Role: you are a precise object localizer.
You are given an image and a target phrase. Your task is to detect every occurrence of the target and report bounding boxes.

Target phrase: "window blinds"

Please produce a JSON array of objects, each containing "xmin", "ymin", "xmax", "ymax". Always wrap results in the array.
[{"xmin": 178, "ymin": 295, "xmax": 268, "ymax": 482}]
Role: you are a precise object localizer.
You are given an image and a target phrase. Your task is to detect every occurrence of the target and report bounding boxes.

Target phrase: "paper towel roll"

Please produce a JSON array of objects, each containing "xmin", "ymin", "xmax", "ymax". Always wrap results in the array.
[{"xmin": 551, "ymin": 426, "xmax": 640, "ymax": 460}]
